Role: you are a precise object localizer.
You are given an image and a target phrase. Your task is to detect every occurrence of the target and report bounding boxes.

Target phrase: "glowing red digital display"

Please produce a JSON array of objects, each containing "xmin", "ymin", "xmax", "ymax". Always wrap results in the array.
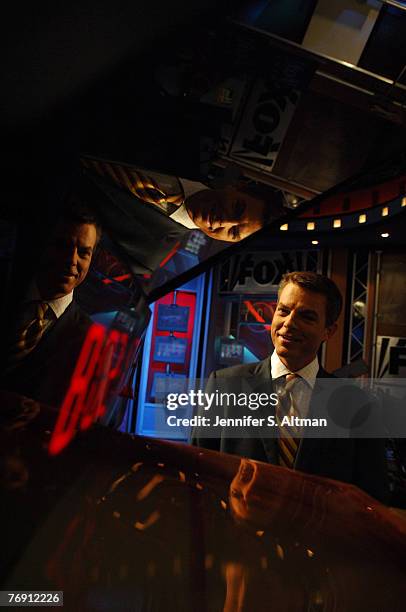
[{"xmin": 49, "ymin": 323, "xmax": 130, "ymax": 456}]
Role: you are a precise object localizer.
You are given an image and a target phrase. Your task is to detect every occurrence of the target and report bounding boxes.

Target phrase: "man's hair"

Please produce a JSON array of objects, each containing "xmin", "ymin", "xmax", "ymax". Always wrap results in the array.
[
  {"xmin": 59, "ymin": 197, "xmax": 102, "ymax": 245},
  {"xmin": 278, "ymin": 271, "xmax": 343, "ymax": 327},
  {"xmin": 187, "ymin": 183, "xmax": 282, "ymax": 226},
  {"xmin": 234, "ymin": 182, "xmax": 284, "ymax": 226}
]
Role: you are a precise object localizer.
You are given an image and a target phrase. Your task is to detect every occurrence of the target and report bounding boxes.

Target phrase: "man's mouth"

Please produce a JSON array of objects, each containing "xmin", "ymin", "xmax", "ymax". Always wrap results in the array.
[
  {"xmin": 278, "ymin": 334, "xmax": 300, "ymax": 343},
  {"xmin": 60, "ymin": 272, "xmax": 77, "ymax": 281}
]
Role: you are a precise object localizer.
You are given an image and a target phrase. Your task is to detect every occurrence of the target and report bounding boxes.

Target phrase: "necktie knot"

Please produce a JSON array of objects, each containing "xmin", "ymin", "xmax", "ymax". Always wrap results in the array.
[
  {"xmin": 278, "ymin": 373, "xmax": 298, "ymax": 400},
  {"xmin": 34, "ymin": 301, "xmax": 49, "ymax": 320},
  {"xmin": 5, "ymin": 301, "xmax": 50, "ymax": 369},
  {"xmin": 20, "ymin": 301, "xmax": 49, "ymax": 347}
]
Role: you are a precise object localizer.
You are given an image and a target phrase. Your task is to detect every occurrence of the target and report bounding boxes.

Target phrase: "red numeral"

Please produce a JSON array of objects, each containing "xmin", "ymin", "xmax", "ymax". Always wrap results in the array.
[{"xmin": 49, "ymin": 324, "xmax": 105, "ymax": 455}]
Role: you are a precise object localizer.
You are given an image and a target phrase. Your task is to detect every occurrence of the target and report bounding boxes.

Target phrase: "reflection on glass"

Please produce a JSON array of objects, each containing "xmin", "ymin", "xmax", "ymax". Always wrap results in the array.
[
  {"xmin": 0, "ymin": 206, "xmax": 150, "ymax": 434},
  {"xmin": 80, "ymin": 155, "xmax": 288, "ymax": 294},
  {"xmin": 0, "ymin": 206, "xmax": 101, "ymax": 408}
]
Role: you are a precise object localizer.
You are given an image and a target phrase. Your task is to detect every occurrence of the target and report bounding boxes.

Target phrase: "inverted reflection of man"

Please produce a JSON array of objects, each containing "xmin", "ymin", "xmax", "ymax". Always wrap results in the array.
[
  {"xmin": 185, "ymin": 184, "xmax": 275, "ymax": 242},
  {"xmin": 82, "ymin": 157, "xmax": 283, "ymax": 243},
  {"xmin": 1, "ymin": 205, "xmax": 101, "ymax": 407}
]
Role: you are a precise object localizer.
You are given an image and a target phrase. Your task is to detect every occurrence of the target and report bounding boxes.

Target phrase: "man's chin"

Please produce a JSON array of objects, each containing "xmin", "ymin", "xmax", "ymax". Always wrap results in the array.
[
  {"xmin": 275, "ymin": 343, "xmax": 301, "ymax": 363},
  {"xmin": 276, "ymin": 338, "xmax": 297, "ymax": 350},
  {"xmin": 52, "ymin": 282, "xmax": 75, "ymax": 297}
]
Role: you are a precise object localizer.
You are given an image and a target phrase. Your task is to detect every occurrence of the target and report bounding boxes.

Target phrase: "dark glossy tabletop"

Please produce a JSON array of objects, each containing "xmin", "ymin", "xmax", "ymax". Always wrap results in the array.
[{"xmin": 1, "ymin": 391, "xmax": 406, "ymax": 612}]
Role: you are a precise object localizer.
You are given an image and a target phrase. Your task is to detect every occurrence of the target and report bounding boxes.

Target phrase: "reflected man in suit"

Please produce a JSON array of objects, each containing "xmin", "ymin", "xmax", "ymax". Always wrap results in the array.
[
  {"xmin": 1, "ymin": 205, "xmax": 101, "ymax": 408},
  {"xmin": 82, "ymin": 156, "xmax": 282, "ymax": 243},
  {"xmin": 194, "ymin": 271, "xmax": 388, "ymax": 502}
]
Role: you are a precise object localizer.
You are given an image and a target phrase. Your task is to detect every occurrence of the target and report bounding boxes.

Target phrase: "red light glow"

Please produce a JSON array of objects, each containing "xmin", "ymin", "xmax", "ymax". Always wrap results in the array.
[
  {"xmin": 243, "ymin": 300, "xmax": 273, "ymax": 331},
  {"xmin": 49, "ymin": 324, "xmax": 130, "ymax": 455}
]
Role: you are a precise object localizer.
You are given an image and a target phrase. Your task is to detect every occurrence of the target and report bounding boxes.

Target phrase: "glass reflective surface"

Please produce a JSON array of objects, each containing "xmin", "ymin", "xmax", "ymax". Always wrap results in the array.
[
  {"xmin": 1, "ymin": 6, "xmax": 406, "ymax": 606},
  {"xmin": 1, "ymin": 408, "xmax": 406, "ymax": 611}
]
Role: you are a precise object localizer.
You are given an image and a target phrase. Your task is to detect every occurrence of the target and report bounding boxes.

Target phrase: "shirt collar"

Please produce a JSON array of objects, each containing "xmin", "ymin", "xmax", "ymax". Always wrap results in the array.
[
  {"xmin": 175, "ymin": 177, "xmax": 209, "ymax": 229},
  {"xmin": 27, "ymin": 282, "xmax": 74, "ymax": 319},
  {"xmin": 47, "ymin": 291, "xmax": 74, "ymax": 318},
  {"xmin": 271, "ymin": 350, "xmax": 319, "ymax": 389},
  {"xmin": 170, "ymin": 202, "xmax": 199, "ymax": 229}
]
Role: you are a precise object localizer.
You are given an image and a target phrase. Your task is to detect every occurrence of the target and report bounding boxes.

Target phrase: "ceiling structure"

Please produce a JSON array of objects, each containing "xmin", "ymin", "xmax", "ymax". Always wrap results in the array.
[{"xmin": 3, "ymin": 1, "xmax": 406, "ymax": 299}]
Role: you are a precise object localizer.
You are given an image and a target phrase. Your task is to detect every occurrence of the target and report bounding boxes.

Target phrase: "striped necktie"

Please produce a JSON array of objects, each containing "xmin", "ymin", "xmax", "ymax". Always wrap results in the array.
[
  {"xmin": 81, "ymin": 158, "xmax": 185, "ymax": 215},
  {"xmin": 276, "ymin": 373, "xmax": 300, "ymax": 469},
  {"xmin": 7, "ymin": 301, "xmax": 49, "ymax": 367}
]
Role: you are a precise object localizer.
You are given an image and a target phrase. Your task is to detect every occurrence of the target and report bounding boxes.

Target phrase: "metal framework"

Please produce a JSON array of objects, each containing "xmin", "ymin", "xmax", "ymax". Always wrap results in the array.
[{"xmin": 347, "ymin": 251, "xmax": 370, "ymax": 363}]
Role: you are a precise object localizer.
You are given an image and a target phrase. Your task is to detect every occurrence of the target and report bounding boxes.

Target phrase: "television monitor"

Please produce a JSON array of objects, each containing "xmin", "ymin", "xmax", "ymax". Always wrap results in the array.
[
  {"xmin": 153, "ymin": 336, "xmax": 188, "ymax": 364},
  {"xmin": 156, "ymin": 304, "xmax": 190, "ymax": 333},
  {"xmin": 218, "ymin": 339, "xmax": 244, "ymax": 366},
  {"xmin": 151, "ymin": 372, "xmax": 188, "ymax": 401}
]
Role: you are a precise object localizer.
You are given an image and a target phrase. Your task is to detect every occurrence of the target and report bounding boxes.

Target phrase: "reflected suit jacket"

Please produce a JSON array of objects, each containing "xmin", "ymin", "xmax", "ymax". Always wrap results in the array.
[
  {"xmin": 192, "ymin": 357, "xmax": 389, "ymax": 503},
  {"xmin": 1, "ymin": 301, "xmax": 92, "ymax": 409},
  {"xmin": 81, "ymin": 171, "xmax": 189, "ymax": 276}
]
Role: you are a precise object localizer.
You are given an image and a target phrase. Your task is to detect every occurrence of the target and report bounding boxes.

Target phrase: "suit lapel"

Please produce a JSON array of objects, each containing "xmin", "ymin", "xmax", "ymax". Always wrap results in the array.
[
  {"xmin": 294, "ymin": 366, "xmax": 333, "ymax": 471},
  {"xmin": 251, "ymin": 356, "xmax": 272, "ymax": 378},
  {"xmin": 251, "ymin": 357, "xmax": 279, "ymax": 464}
]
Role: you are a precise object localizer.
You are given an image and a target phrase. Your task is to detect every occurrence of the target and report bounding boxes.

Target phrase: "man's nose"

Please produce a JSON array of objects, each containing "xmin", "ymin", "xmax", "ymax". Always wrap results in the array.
[
  {"xmin": 283, "ymin": 312, "xmax": 298, "ymax": 328},
  {"xmin": 65, "ymin": 247, "xmax": 78, "ymax": 267}
]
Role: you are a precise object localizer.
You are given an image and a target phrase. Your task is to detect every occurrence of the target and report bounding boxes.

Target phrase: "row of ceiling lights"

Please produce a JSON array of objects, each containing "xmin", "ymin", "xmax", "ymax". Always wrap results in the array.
[
  {"xmin": 280, "ymin": 197, "xmax": 406, "ymax": 233},
  {"xmin": 309, "ymin": 232, "xmax": 390, "ymax": 246}
]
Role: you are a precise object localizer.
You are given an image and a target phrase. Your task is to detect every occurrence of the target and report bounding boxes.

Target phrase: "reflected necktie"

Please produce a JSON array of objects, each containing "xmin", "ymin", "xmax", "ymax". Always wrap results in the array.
[
  {"xmin": 82, "ymin": 158, "xmax": 185, "ymax": 214},
  {"xmin": 276, "ymin": 373, "xmax": 300, "ymax": 469},
  {"xmin": 7, "ymin": 301, "xmax": 49, "ymax": 366}
]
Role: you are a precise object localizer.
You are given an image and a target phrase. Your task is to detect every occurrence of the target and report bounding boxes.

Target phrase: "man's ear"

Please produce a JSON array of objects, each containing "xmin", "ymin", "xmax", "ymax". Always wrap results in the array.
[{"xmin": 325, "ymin": 322, "xmax": 338, "ymax": 340}]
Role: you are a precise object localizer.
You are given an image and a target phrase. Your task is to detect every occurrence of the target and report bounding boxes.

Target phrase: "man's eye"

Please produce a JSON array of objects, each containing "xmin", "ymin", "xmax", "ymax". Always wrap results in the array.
[
  {"xmin": 302, "ymin": 314, "xmax": 317, "ymax": 322},
  {"xmin": 231, "ymin": 488, "xmax": 243, "ymax": 499},
  {"xmin": 79, "ymin": 250, "xmax": 91, "ymax": 258},
  {"xmin": 278, "ymin": 307, "xmax": 289, "ymax": 314}
]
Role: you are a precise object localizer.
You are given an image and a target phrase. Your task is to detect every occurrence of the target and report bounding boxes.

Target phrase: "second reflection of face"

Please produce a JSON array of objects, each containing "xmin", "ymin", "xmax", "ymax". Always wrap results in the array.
[
  {"xmin": 229, "ymin": 458, "xmax": 259, "ymax": 523},
  {"xmin": 186, "ymin": 188, "xmax": 265, "ymax": 242}
]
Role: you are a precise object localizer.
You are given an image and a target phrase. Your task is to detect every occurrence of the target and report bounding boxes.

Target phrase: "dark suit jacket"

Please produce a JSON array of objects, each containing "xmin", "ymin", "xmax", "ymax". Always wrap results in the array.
[
  {"xmin": 193, "ymin": 357, "xmax": 389, "ymax": 503},
  {"xmin": 81, "ymin": 171, "xmax": 189, "ymax": 275},
  {"xmin": 0, "ymin": 301, "xmax": 92, "ymax": 409}
]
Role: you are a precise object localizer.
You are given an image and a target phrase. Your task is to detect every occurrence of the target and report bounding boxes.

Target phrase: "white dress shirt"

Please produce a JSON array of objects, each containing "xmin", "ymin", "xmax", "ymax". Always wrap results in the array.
[
  {"xmin": 169, "ymin": 177, "xmax": 207, "ymax": 229},
  {"xmin": 170, "ymin": 203, "xmax": 199, "ymax": 229},
  {"xmin": 135, "ymin": 171, "xmax": 205, "ymax": 229},
  {"xmin": 270, "ymin": 350, "xmax": 319, "ymax": 418}
]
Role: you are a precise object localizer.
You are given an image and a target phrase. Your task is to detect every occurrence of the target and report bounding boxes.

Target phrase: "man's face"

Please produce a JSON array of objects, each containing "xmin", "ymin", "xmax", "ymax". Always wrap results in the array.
[
  {"xmin": 271, "ymin": 282, "xmax": 337, "ymax": 371},
  {"xmin": 37, "ymin": 222, "xmax": 97, "ymax": 299},
  {"xmin": 186, "ymin": 186, "xmax": 264, "ymax": 242},
  {"xmin": 229, "ymin": 459, "xmax": 258, "ymax": 522}
]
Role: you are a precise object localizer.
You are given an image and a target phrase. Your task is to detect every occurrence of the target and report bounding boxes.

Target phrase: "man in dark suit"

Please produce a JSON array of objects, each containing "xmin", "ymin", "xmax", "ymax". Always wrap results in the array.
[
  {"xmin": 81, "ymin": 156, "xmax": 282, "ymax": 246},
  {"xmin": 194, "ymin": 271, "xmax": 388, "ymax": 502},
  {"xmin": 0, "ymin": 205, "xmax": 100, "ymax": 408}
]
